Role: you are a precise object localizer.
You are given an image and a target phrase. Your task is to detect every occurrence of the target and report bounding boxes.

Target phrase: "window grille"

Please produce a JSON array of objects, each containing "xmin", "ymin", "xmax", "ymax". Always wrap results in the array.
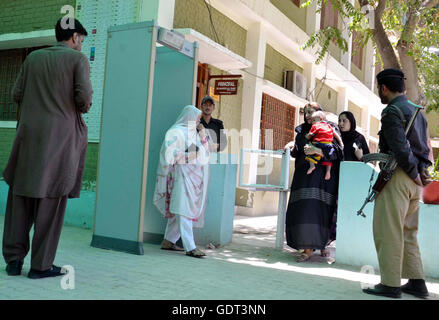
[{"xmin": 260, "ymin": 93, "xmax": 296, "ymax": 150}]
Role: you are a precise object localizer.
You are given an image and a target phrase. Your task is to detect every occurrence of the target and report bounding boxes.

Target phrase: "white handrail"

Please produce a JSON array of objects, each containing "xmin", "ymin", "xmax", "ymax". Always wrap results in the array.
[
  {"xmin": 237, "ymin": 148, "xmax": 291, "ymax": 249},
  {"xmin": 238, "ymin": 148, "xmax": 290, "ymax": 191}
]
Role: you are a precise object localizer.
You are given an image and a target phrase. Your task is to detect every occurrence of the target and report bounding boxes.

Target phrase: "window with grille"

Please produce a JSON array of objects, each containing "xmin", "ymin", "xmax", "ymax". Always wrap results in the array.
[
  {"xmin": 260, "ymin": 93, "xmax": 296, "ymax": 150},
  {"xmin": 320, "ymin": 1, "xmax": 338, "ymax": 29},
  {"xmin": 351, "ymin": 31, "xmax": 363, "ymax": 70},
  {"xmin": 0, "ymin": 46, "xmax": 48, "ymax": 121},
  {"xmin": 0, "ymin": 49, "xmax": 25, "ymax": 121}
]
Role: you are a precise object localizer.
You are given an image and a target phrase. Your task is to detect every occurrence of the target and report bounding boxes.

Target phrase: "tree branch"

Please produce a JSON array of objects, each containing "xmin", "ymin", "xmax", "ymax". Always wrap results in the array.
[
  {"xmin": 421, "ymin": 0, "xmax": 439, "ymax": 10},
  {"xmin": 355, "ymin": 0, "xmax": 399, "ymax": 68},
  {"xmin": 396, "ymin": 1, "xmax": 430, "ymax": 105},
  {"xmin": 367, "ymin": 0, "xmax": 400, "ymax": 69},
  {"xmin": 357, "ymin": 0, "xmax": 434, "ymax": 104},
  {"xmin": 400, "ymin": 6, "xmax": 420, "ymax": 43},
  {"xmin": 376, "ymin": 0, "xmax": 387, "ymax": 20}
]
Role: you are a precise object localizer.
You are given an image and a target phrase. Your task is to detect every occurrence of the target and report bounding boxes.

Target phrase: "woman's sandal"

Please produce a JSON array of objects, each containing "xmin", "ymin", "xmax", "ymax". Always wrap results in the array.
[
  {"xmin": 296, "ymin": 252, "xmax": 312, "ymax": 263},
  {"xmin": 161, "ymin": 239, "xmax": 184, "ymax": 251},
  {"xmin": 186, "ymin": 248, "xmax": 206, "ymax": 258}
]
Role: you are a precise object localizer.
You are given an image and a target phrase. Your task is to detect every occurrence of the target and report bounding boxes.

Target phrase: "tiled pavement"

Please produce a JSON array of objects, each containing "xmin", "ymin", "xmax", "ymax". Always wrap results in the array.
[{"xmin": 0, "ymin": 214, "xmax": 438, "ymax": 300}]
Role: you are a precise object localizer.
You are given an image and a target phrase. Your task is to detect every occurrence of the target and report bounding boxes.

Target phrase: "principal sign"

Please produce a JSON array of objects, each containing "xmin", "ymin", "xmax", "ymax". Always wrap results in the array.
[{"xmin": 214, "ymin": 79, "xmax": 238, "ymax": 95}]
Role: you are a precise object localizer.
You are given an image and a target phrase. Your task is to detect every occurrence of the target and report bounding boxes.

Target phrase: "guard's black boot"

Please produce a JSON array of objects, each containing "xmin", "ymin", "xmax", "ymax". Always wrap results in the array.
[
  {"xmin": 363, "ymin": 283, "xmax": 401, "ymax": 299},
  {"xmin": 6, "ymin": 260, "xmax": 23, "ymax": 276},
  {"xmin": 401, "ymin": 279, "xmax": 429, "ymax": 298}
]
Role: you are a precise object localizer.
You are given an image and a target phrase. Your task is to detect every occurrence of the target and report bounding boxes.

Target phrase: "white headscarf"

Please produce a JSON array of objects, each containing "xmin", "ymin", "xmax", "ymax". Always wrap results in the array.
[
  {"xmin": 163, "ymin": 105, "xmax": 200, "ymax": 164},
  {"xmin": 153, "ymin": 105, "xmax": 209, "ymax": 218}
]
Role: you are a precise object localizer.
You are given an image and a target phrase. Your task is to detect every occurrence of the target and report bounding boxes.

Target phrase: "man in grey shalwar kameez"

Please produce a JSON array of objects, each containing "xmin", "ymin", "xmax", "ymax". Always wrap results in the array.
[{"xmin": 2, "ymin": 18, "xmax": 92, "ymax": 279}]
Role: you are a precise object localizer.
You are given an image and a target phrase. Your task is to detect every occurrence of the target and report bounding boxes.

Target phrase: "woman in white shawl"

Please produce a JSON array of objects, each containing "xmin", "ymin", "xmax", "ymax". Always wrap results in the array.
[{"xmin": 153, "ymin": 105, "xmax": 210, "ymax": 258}]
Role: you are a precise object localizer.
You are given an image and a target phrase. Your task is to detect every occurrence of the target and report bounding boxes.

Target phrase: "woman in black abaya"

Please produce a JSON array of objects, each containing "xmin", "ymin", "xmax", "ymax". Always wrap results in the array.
[
  {"xmin": 338, "ymin": 111, "xmax": 370, "ymax": 161},
  {"xmin": 284, "ymin": 102, "xmax": 342, "ymax": 262}
]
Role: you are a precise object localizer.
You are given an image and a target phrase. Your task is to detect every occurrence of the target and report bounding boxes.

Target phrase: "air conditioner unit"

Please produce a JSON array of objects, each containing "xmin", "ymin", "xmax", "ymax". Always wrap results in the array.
[{"xmin": 283, "ymin": 70, "xmax": 307, "ymax": 99}]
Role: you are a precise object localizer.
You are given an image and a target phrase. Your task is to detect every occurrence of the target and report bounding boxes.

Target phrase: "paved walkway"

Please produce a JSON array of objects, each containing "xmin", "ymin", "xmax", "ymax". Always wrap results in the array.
[{"xmin": 0, "ymin": 214, "xmax": 438, "ymax": 300}]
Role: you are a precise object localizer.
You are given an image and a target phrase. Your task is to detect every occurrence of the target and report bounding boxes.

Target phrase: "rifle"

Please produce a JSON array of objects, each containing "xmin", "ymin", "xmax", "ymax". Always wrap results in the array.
[{"xmin": 357, "ymin": 103, "xmax": 424, "ymax": 217}]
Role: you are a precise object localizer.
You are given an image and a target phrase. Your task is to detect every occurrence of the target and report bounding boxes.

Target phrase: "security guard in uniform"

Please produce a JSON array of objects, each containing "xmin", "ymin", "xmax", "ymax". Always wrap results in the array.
[
  {"xmin": 199, "ymin": 96, "xmax": 228, "ymax": 152},
  {"xmin": 363, "ymin": 69, "xmax": 432, "ymax": 299}
]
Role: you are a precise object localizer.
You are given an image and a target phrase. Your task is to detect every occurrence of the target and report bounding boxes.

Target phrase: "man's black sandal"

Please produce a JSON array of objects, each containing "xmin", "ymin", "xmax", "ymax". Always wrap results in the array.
[{"xmin": 28, "ymin": 265, "xmax": 67, "ymax": 279}]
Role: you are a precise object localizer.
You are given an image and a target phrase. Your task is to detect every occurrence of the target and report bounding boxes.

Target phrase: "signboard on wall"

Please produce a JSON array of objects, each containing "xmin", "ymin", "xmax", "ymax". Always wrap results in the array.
[{"xmin": 214, "ymin": 79, "xmax": 238, "ymax": 95}]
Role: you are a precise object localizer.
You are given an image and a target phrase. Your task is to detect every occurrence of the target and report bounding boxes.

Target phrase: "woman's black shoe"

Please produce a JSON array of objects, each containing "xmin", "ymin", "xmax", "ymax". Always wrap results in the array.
[
  {"xmin": 6, "ymin": 260, "xmax": 23, "ymax": 276},
  {"xmin": 362, "ymin": 283, "xmax": 402, "ymax": 298},
  {"xmin": 27, "ymin": 265, "xmax": 66, "ymax": 279}
]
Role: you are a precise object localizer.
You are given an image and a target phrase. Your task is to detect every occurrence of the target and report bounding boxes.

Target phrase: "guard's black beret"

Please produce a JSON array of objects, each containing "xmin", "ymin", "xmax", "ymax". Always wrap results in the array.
[{"xmin": 376, "ymin": 68, "xmax": 405, "ymax": 84}]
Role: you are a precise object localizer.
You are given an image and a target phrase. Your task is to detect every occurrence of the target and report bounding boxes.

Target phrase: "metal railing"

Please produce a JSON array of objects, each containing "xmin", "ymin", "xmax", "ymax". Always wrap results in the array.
[{"xmin": 238, "ymin": 148, "xmax": 291, "ymax": 249}]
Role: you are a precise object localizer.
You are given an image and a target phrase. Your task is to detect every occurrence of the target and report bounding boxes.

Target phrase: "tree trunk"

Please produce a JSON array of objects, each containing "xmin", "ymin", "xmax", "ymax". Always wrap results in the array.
[
  {"xmin": 372, "ymin": 20, "xmax": 400, "ymax": 69},
  {"xmin": 364, "ymin": 0, "xmax": 400, "ymax": 69},
  {"xmin": 396, "ymin": 43, "xmax": 427, "ymax": 105},
  {"xmin": 395, "ymin": 3, "xmax": 428, "ymax": 106}
]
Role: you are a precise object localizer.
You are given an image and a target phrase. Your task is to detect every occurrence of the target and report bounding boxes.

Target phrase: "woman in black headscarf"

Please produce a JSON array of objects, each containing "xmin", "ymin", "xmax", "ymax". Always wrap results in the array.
[
  {"xmin": 338, "ymin": 111, "xmax": 370, "ymax": 161},
  {"xmin": 284, "ymin": 102, "xmax": 342, "ymax": 262}
]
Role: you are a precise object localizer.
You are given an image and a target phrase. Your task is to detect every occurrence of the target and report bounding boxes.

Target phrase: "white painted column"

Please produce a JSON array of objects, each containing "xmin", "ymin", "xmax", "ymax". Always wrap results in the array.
[
  {"xmin": 364, "ymin": 40, "xmax": 376, "ymax": 91},
  {"xmin": 339, "ymin": 1, "xmax": 354, "ymax": 70},
  {"xmin": 138, "ymin": 0, "xmax": 175, "ymax": 29},
  {"xmin": 336, "ymin": 86, "xmax": 349, "ymax": 115},
  {"xmin": 303, "ymin": 62, "xmax": 316, "ymax": 102},
  {"xmin": 361, "ymin": 105, "xmax": 371, "ymax": 139},
  {"xmin": 305, "ymin": 0, "xmax": 321, "ymax": 35},
  {"xmin": 241, "ymin": 22, "xmax": 267, "ymax": 185}
]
